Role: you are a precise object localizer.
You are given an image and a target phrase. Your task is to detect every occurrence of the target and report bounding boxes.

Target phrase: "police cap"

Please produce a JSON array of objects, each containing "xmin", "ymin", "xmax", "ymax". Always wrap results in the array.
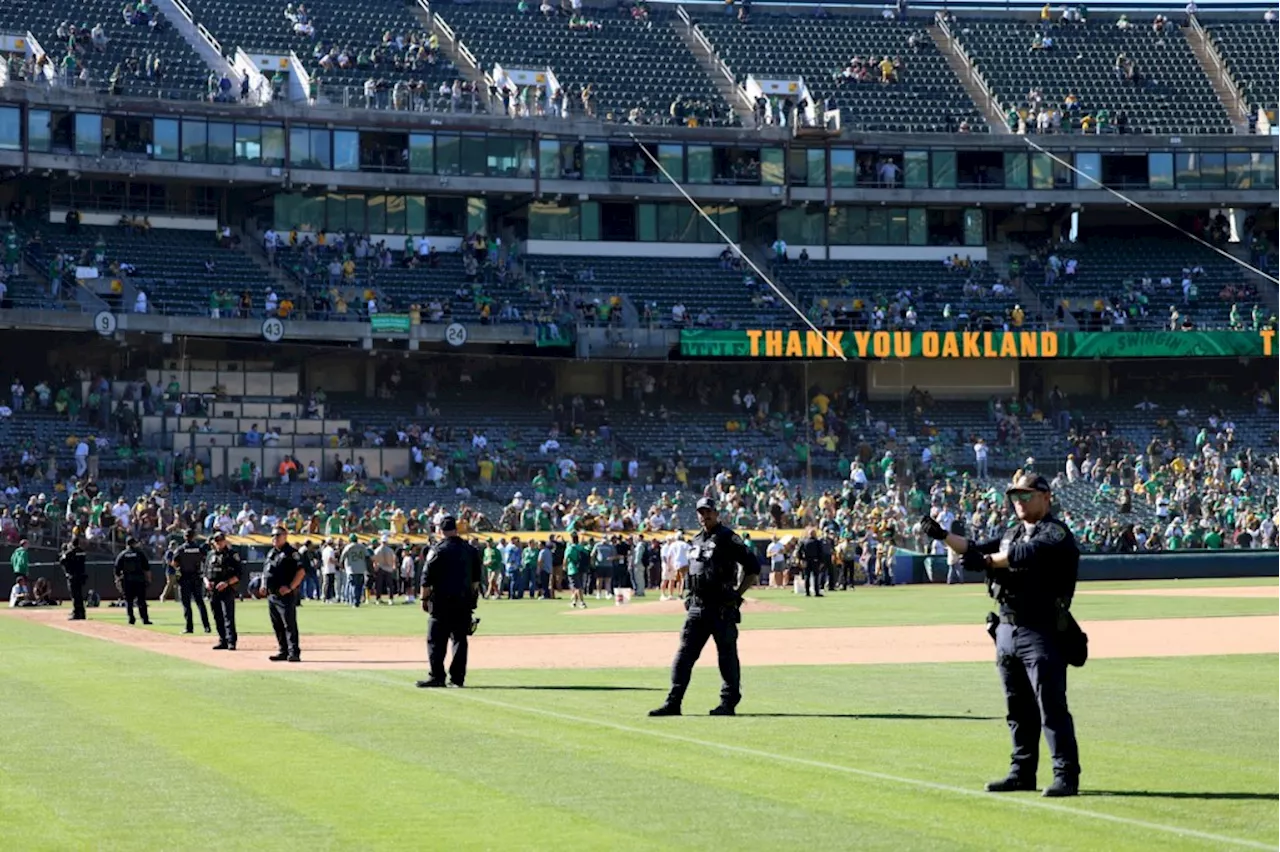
[
  {"xmin": 1006, "ymin": 474, "xmax": 1051, "ymax": 494},
  {"xmin": 695, "ymin": 497, "xmax": 716, "ymax": 512},
  {"xmin": 211, "ymin": 531, "xmax": 226, "ymax": 542},
  {"xmin": 439, "ymin": 515, "xmax": 458, "ymax": 532}
]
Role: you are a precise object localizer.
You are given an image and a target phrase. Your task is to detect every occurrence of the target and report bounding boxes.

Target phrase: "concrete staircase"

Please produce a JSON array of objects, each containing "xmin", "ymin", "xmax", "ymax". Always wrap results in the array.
[
  {"xmin": 674, "ymin": 6, "xmax": 753, "ymax": 127},
  {"xmin": 152, "ymin": 0, "xmax": 242, "ymax": 86},
  {"xmin": 928, "ymin": 18, "xmax": 1009, "ymax": 134},
  {"xmin": 415, "ymin": 2, "xmax": 492, "ymax": 99},
  {"xmin": 1186, "ymin": 18, "xmax": 1250, "ymax": 133}
]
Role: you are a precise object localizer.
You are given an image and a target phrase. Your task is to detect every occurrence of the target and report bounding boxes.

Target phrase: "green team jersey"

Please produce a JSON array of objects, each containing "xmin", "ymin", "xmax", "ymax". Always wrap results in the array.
[
  {"xmin": 521, "ymin": 507, "xmax": 536, "ymax": 530},
  {"xmin": 564, "ymin": 544, "xmax": 589, "ymax": 575},
  {"xmin": 324, "ymin": 515, "xmax": 343, "ymax": 535},
  {"xmin": 534, "ymin": 509, "xmax": 552, "ymax": 531},
  {"xmin": 483, "ymin": 546, "xmax": 502, "ymax": 572},
  {"xmin": 521, "ymin": 548, "xmax": 539, "ymax": 570}
]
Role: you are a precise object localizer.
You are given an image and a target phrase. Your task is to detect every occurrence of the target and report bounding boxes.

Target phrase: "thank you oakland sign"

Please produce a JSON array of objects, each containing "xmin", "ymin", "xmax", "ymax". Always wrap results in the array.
[{"xmin": 679, "ymin": 329, "xmax": 1274, "ymax": 359}]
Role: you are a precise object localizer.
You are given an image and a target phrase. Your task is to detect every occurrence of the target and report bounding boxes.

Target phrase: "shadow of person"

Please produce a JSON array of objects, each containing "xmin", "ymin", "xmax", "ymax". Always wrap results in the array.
[
  {"xmin": 1080, "ymin": 790, "xmax": 1279, "ymax": 801},
  {"xmin": 733, "ymin": 712, "xmax": 999, "ymax": 721},
  {"xmin": 461, "ymin": 685, "xmax": 662, "ymax": 691}
]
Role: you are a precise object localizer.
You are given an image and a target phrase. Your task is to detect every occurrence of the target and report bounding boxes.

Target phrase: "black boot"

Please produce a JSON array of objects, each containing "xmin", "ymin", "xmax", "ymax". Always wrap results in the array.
[
  {"xmin": 1042, "ymin": 776, "xmax": 1079, "ymax": 798},
  {"xmin": 985, "ymin": 774, "xmax": 1037, "ymax": 793},
  {"xmin": 708, "ymin": 704, "xmax": 736, "ymax": 716},
  {"xmin": 648, "ymin": 703, "xmax": 681, "ymax": 717}
]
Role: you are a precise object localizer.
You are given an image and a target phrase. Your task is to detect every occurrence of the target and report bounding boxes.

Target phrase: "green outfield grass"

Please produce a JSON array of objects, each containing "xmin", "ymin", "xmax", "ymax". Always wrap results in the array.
[
  {"xmin": 0, "ymin": 612, "xmax": 1273, "ymax": 851},
  {"xmin": 100, "ymin": 578, "xmax": 1280, "ymax": 637}
]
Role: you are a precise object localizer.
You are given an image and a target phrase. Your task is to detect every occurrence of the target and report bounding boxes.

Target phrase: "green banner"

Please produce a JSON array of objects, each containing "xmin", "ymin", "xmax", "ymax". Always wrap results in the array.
[
  {"xmin": 679, "ymin": 329, "xmax": 1270, "ymax": 359},
  {"xmin": 370, "ymin": 314, "xmax": 411, "ymax": 334},
  {"xmin": 536, "ymin": 325, "xmax": 573, "ymax": 348}
]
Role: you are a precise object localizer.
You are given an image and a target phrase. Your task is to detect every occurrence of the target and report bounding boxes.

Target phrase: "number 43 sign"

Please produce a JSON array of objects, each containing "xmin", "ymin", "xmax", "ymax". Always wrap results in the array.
[{"xmin": 261, "ymin": 317, "xmax": 285, "ymax": 343}]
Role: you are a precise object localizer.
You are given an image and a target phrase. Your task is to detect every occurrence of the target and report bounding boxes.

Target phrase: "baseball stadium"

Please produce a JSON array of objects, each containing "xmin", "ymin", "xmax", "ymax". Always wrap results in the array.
[{"xmin": 0, "ymin": 0, "xmax": 1276, "ymax": 846}]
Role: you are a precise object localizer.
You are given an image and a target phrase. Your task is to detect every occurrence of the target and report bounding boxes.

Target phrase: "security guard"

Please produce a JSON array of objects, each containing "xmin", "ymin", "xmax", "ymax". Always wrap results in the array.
[
  {"xmin": 59, "ymin": 533, "xmax": 88, "ymax": 620},
  {"xmin": 205, "ymin": 531, "xmax": 242, "ymax": 650},
  {"xmin": 922, "ymin": 474, "xmax": 1082, "ymax": 797},
  {"xmin": 172, "ymin": 528, "xmax": 212, "ymax": 634},
  {"xmin": 650, "ymin": 497, "xmax": 760, "ymax": 717},
  {"xmin": 417, "ymin": 516, "xmax": 482, "ymax": 688},
  {"xmin": 262, "ymin": 525, "xmax": 304, "ymax": 662},
  {"xmin": 114, "ymin": 537, "xmax": 153, "ymax": 625}
]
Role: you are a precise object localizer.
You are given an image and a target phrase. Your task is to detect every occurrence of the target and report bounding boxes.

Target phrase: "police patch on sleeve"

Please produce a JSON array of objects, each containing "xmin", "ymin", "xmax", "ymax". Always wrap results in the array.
[
  {"xmin": 731, "ymin": 534, "xmax": 743, "ymax": 545},
  {"xmin": 1041, "ymin": 523, "xmax": 1067, "ymax": 543}
]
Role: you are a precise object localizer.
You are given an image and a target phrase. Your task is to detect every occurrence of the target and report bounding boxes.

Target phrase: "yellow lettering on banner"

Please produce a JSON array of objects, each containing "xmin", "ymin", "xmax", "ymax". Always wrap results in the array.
[
  {"xmin": 1261, "ymin": 330, "xmax": 1275, "ymax": 357},
  {"xmin": 805, "ymin": 331, "xmax": 826, "ymax": 358},
  {"xmin": 765, "ymin": 330, "xmax": 783, "ymax": 357},
  {"xmin": 962, "ymin": 332, "xmax": 980, "ymax": 358},
  {"xmin": 785, "ymin": 331, "xmax": 803, "ymax": 357},
  {"xmin": 982, "ymin": 332, "xmax": 996, "ymax": 358},
  {"xmin": 1018, "ymin": 331, "xmax": 1038, "ymax": 357},
  {"xmin": 853, "ymin": 331, "xmax": 872, "ymax": 358},
  {"xmin": 893, "ymin": 331, "xmax": 911, "ymax": 358},
  {"xmin": 873, "ymin": 331, "xmax": 891, "ymax": 358},
  {"xmin": 746, "ymin": 329, "xmax": 763, "ymax": 357},
  {"xmin": 921, "ymin": 332, "xmax": 940, "ymax": 358},
  {"xmin": 825, "ymin": 331, "xmax": 845, "ymax": 357},
  {"xmin": 1000, "ymin": 333, "xmax": 1019, "ymax": 358},
  {"xmin": 941, "ymin": 333, "xmax": 960, "ymax": 358},
  {"xmin": 1041, "ymin": 331, "xmax": 1059, "ymax": 357}
]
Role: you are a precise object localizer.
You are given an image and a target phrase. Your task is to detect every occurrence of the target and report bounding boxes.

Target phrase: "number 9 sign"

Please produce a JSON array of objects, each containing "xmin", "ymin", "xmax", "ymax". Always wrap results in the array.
[
  {"xmin": 445, "ymin": 322, "xmax": 468, "ymax": 348},
  {"xmin": 261, "ymin": 317, "xmax": 285, "ymax": 343},
  {"xmin": 94, "ymin": 310, "xmax": 117, "ymax": 337}
]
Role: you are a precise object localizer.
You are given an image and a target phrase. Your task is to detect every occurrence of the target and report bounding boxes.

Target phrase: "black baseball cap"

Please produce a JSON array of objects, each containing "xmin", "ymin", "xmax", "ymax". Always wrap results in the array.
[
  {"xmin": 695, "ymin": 497, "xmax": 716, "ymax": 512},
  {"xmin": 211, "ymin": 531, "xmax": 226, "ymax": 542},
  {"xmin": 439, "ymin": 515, "xmax": 458, "ymax": 532},
  {"xmin": 1006, "ymin": 474, "xmax": 1051, "ymax": 494}
]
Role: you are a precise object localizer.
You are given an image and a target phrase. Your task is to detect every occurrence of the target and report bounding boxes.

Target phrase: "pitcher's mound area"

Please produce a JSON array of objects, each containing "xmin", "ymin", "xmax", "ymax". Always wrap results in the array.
[
  {"xmin": 16, "ymin": 611, "xmax": 1278, "ymax": 673},
  {"xmin": 567, "ymin": 597, "xmax": 798, "ymax": 616}
]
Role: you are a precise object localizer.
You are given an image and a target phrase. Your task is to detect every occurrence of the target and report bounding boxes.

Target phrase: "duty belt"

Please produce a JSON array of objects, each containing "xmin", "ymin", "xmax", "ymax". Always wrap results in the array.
[{"xmin": 999, "ymin": 613, "xmax": 1053, "ymax": 627}]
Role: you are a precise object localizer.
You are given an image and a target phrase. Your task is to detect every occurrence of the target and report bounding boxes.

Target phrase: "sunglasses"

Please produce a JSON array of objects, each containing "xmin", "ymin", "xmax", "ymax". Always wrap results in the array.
[{"xmin": 1009, "ymin": 492, "xmax": 1041, "ymax": 503}]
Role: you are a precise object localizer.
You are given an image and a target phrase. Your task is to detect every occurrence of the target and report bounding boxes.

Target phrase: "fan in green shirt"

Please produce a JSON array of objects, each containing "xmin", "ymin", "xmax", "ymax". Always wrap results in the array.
[{"xmin": 1203, "ymin": 529, "xmax": 1224, "ymax": 550}]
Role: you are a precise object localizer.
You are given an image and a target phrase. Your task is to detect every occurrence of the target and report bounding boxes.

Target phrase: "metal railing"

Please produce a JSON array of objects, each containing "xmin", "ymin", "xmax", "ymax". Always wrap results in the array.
[
  {"xmin": 1188, "ymin": 14, "xmax": 1253, "ymax": 132},
  {"xmin": 677, "ymin": 4, "xmax": 755, "ymax": 122}
]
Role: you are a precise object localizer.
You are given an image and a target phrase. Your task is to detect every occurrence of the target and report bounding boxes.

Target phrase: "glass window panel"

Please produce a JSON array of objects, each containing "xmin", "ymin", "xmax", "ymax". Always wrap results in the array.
[
  {"xmin": 638, "ymin": 203, "xmax": 657, "ymax": 241},
  {"xmin": 332, "ymin": 130, "xmax": 358, "ymax": 171},
  {"xmin": 1252, "ymin": 152, "xmax": 1276, "ymax": 189},
  {"xmin": 580, "ymin": 200, "xmax": 600, "ymax": 241},
  {"xmin": 366, "ymin": 195, "xmax": 387, "ymax": 233},
  {"xmin": 326, "ymin": 193, "xmax": 347, "ymax": 231},
  {"xmin": 528, "ymin": 203, "xmax": 579, "ymax": 240},
  {"xmin": 718, "ymin": 205, "xmax": 740, "ymax": 243},
  {"xmin": 344, "ymin": 194, "xmax": 364, "ymax": 232},
  {"xmin": 830, "ymin": 148, "xmax": 855, "ymax": 187},
  {"xmin": 583, "ymin": 142, "xmax": 608, "ymax": 180},
  {"xmin": 261, "ymin": 125, "xmax": 284, "ymax": 167},
  {"xmin": 759, "ymin": 147, "xmax": 783, "ymax": 185},
  {"xmin": 182, "ymin": 119, "xmax": 207, "ymax": 163},
  {"xmin": 513, "ymin": 137, "xmax": 533, "ymax": 178},
  {"xmin": 931, "ymin": 150, "xmax": 957, "ymax": 188},
  {"xmin": 1175, "ymin": 151, "xmax": 1199, "ymax": 188},
  {"xmin": 235, "ymin": 123, "xmax": 261, "ymax": 164},
  {"xmin": 659, "ymin": 144, "xmax": 683, "ymax": 182},
  {"xmin": 806, "ymin": 148, "xmax": 825, "ymax": 187},
  {"xmin": 385, "ymin": 195, "xmax": 406, "ymax": 234},
  {"xmin": 827, "ymin": 207, "xmax": 849, "ymax": 244},
  {"xmin": 410, "ymin": 133, "xmax": 434, "ymax": 174},
  {"xmin": 658, "ymin": 204, "xmax": 695, "ymax": 241},
  {"xmin": 539, "ymin": 138, "xmax": 560, "ymax": 179},
  {"xmin": 459, "ymin": 134, "xmax": 486, "ymax": 176},
  {"xmin": 273, "ymin": 193, "xmax": 298, "ymax": 232},
  {"xmin": 151, "ymin": 118, "xmax": 179, "ymax": 161},
  {"xmin": 486, "ymin": 136, "xmax": 515, "ymax": 177},
  {"xmin": 1197, "ymin": 152, "xmax": 1225, "ymax": 188},
  {"xmin": 886, "ymin": 208, "xmax": 909, "ymax": 245},
  {"xmin": 297, "ymin": 195, "xmax": 324, "ymax": 232},
  {"xmin": 865, "ymin": 208, "xmax": 888, "ymax": 244},
  {"xmin": 903, "ymin": 151, "xmax": 929, "ymax": 188},
  {"xmin": 687, "ymin": 146, "xmax": 712, "ymax": 183},
  {"xmin": 406, "ymin": 196, "xmax": 426, "ymax": 234},
  {"xmin": 1031, "ymin": 152, "xmax": 1055, "ymax": 189},
  {"xmin": 1148, "ymin": 152, "xmax": 1174, "ymax": 190},
  {"xmin": 0, "ymin": 107, "xmax": 20, "ymax": 151},
  {"xmin": 698, "ymin": 207, "xmax": 719, "ymax": 243},
  {"xmin": 964, "ymin": 208, "xmax": 984, "ymax": 246},
  {"xmin": 1075, "ymin": 152, "xmax": 1101, "ymax": 189},
  {"xmin": 466, "ymin": 197, "xmax": 486, "ymax": 236},
  {"xmin": 74, "ymin": 113, "xmax": 102, "ymax": 156},
  {"xmin": 310, "ymin": 128, "xmax": 330, "ymax": 169},
  {"xmin": 848, "ymin": 207, "xmax": 867, "ymax": 244},
  {"xmin": 429, "ymin": 197, "xmax": 465, "ymax": 235},
  {"xmin": 434, "ymin": 134, "xmax": 459, "ymax": 175},
  {"xmin": 1226, "ymin": 152, "xmax": 1251, "ymax": 189},
  {"xmin": 1003, "ymin": 152, "xmax": 1028, "ymax": 188},
  {"xmin": 207, "ymin": 121, "xmax": 233, "ymax": 164},
  {"xmin": 27, "ymin": 109, "xmax": 50, "ymax": 153},
  {"xmin": 908, "ymin": 208, "xmax": 927, "ymax": 246},
  {"xmin": 288, "ymin": 127, "xmax": 309, "ymax": 167},
  {"xmin": 786, "ymin": 148, "xmax": 807, "ymax": 185}
]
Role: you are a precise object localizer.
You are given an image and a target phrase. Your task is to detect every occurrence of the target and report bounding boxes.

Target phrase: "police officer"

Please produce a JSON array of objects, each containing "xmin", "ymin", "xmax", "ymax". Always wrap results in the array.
[
  {"xmin": 172, "ymin": 528, "xmax": 212, "ymax": 634},
  {"xmin": 921, "ymin": 473, "xmax": 1081, "ymax": 797},
  {"xmin": 113, "ymin": 537, "xmax": 153, "ymax": 625},
  {"xmin": 416, "ymin": 516, "xmax": 482, "ymax": 688},
  {"xmin": 799, "ymin": 528, "xmax": 824, "ymax": 597},
  {"xmin": 60, "ymin": 533, "xmax": 88, "ymax": 620},
  {"xmin": 205, "ymin": 531, "xmax": 242, "ymax": 650},
  {"xmin": 650, "ymin": 497, "xmax": 760, "ymax": 717},
  {"xmin": 262, "ymin": 525, "xmax": 304, "ymax": 662}
]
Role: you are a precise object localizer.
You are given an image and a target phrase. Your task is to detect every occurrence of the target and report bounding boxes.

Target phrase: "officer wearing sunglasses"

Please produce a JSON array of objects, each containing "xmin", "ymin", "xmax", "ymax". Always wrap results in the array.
[{"xmin": 920, "ymin": 473, "xmax": 1081, "ymax": 798}]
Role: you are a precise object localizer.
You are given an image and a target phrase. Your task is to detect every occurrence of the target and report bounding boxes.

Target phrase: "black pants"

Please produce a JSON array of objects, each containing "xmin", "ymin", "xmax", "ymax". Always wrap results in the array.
[
  {"xmin": 180, "ymin": 576, "xmax": 210, "ymax": 631},
  {"xmin": 802, "ymin": 565, "xmax": 822, "ymax": 595},
  {"xmin": 122, "ymin": 579, "xmax": 149, "ymax": 623},
  {"xmin": 996, "ymin": 623, "xmax": 1080, "ymax": 781},
  {"xmin": 427, "ymin": 610, "xmax": 470, "ymax": 685},
  {"xmin": 268, "ymin": 592, "xmax": 301, "ymax": 657},
  {"xmin": 211, "ymin": 588, "xmax": 237, "ymax": 646},
  {"xmin": 323, "ymin": 574, "xmax": 337, "ymax": 600},
  {"xmin": 666, "ymin": 603, "xmax": 741, "ymax": 708},
  {"xmin": 66, "ymin": 573, "xmax": 86, "ymax": 617}
]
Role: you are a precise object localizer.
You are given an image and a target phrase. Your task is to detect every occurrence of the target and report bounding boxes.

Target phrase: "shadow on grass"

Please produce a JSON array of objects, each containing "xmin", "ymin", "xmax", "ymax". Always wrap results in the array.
[
  {"xmin": 1081, "ymin": 790, "xmax": 1279, "ymax": 801},
  {"xmin": 735, "ymin": 713, "xmax": 999, "ymax": 721},
  {"xmin": 461, "ymin": 685, "xmax": 663, "ymax": 692}
]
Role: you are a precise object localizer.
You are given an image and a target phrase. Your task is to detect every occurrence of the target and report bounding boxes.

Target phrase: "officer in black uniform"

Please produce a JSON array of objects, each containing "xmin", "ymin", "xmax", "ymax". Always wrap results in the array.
[
  {"xmin": 60, "ymin": 533, "xmax": 89, "ymax": 620},
  {"xmin": 417, "ymin": 516, "xmax": 482, "ymax": 688},
  {"xmin": 650, "ymin": 497, "xmax": 760, "ymax": 717},
  {"xmin": 172, "ymin": 528, "xmax": 212, "ymax": 634},
  {"xmin": 114, "ymin": 537, "xmax": 153, "ymax": 625},
  {"xmin": 799, "ymin": 529, "xmax": 825, "ymax": 597},
  {"xmin": 262, "ymin": 525, "xmax": 304, "ymax": 662},
  {"xmin": 205, "ymin": 531, "xmax": 242, "ymax": 650},
  {"xmin": 921, "ymin": 473, "xmax": 1081, "ymax": 797}
]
